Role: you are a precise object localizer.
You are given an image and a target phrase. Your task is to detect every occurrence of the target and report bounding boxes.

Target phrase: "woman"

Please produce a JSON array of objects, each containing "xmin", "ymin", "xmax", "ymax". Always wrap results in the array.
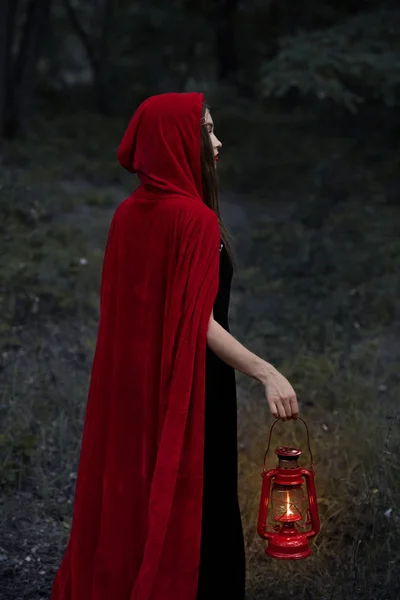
[{"xmin": 50, "ymin": 92, "xmax": 298, "ymax": 600}]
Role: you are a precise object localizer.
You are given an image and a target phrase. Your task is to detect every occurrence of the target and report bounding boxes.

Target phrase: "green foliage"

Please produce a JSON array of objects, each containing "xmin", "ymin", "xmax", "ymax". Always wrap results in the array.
[
  {"xmin": 241, "ymin": 195, "xmax": 400, "ymax": 363},
  {"xmin": 0, "ymin": 430, "xmax": 39, "ymax": 489},
  {"xmin": 260, "ymin": 10, "xmax": 400, "ymax": 111},
  {"xmin": 0, "ymin": 175, "xmax": 110, "ymax": 352},
  {"xmin": 84, "ymin": 190, "xmax": 115, "ymax": 207}
]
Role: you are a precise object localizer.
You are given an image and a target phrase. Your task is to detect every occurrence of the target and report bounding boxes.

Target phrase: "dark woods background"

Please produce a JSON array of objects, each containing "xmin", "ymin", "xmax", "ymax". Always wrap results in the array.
[
  {"xmin": 0, "ymin": 1, "xmax": 400, "ymax": 600},
  {"xmin": 2, "ymin": 0, "xmax": 400, "ymax": 134}
]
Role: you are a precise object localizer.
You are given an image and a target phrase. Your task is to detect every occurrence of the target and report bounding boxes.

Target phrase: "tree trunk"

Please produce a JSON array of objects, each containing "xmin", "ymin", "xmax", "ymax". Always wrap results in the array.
[
  {"xmin": 64, "ymin": 0, "xmax": 115, "ymax": 115},
  {"xmin": 0, "ymin": 0, "xmax": 19, "ymax": 138},
  {"xmin": 214, "ymin": 0, "xmax": 239, "ymax": 84},
  {"xmin": 93, "ymin": 0, "xmax": 114, "ymax": 115},
  {"xmin": 11, "ymin": 0, "xmax": 52, "ymax": 137}
]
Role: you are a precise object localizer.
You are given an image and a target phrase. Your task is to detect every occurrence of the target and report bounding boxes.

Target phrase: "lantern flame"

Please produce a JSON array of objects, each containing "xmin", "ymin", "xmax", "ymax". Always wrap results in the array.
[{"xmin": 286, "ymin": 491, "xmax": 294, "ymax": 517}]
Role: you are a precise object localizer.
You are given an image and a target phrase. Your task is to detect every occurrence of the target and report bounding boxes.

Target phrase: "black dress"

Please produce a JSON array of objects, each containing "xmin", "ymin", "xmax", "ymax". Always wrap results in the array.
[{"xmin": 196, "ymin": 241, "xmax": 246, "ymax": 600}]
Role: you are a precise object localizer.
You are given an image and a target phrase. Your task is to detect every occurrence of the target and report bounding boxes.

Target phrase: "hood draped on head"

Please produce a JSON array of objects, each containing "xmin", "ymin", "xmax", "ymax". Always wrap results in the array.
[{"xmin": 117, "ymin": 92, "xmax": 204, "ymax": 202}]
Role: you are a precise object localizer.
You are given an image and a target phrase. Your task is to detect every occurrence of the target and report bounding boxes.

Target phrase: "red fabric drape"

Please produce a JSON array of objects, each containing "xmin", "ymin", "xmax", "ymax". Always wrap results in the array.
[{"xmin": 50, "ymin": 92, "xmax": 220, "ymax": 600}]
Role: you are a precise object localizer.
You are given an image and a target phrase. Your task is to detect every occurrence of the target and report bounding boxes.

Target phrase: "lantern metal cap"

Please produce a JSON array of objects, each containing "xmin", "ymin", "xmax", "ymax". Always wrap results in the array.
[{"xmin": 275, "ymin": 446, "xmax": 302, "ymax": 459}]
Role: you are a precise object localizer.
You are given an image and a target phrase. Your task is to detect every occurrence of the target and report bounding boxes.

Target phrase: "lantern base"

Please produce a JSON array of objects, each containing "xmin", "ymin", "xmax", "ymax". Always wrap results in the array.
[{"xmin": 265, "ymin": 529, "xmax": 312, "ymax": 560}]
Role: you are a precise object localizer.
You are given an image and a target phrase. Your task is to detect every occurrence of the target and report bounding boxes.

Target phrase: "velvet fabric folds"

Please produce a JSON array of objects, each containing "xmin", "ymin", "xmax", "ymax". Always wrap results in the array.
[{"xmin": 50, "ymin": 93, "xmax": 221, "ymax": 600}]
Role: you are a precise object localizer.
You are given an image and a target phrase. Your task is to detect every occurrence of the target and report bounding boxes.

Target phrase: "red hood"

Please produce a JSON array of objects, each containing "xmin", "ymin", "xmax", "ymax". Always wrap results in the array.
[{"xmin": 117, "ymin": 92, "xmax": 204, "ymax": 202}]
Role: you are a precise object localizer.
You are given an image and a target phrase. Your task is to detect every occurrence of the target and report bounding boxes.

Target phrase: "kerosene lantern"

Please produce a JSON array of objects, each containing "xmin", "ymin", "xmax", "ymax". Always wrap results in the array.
[{"xmin": 257, "ymin": 418, "xmax": 320, "ymax": 559}]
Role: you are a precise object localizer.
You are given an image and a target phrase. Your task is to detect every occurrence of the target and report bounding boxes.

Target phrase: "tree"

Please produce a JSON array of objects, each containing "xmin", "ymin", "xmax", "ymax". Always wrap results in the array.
[
  {"xmin": 63, "ymin": 0, "xmax": 116, "ymax": 115},
  {"xmin": 0, "ymin": 0, "xmax": 51, "ymax": 138},
  {"xmin": 259, "ymin": 8, "xmax": 400, "ymax": 112},
  {"xmin": 214, "ymin": 0, "xmax": 239, "ymax": 84}
]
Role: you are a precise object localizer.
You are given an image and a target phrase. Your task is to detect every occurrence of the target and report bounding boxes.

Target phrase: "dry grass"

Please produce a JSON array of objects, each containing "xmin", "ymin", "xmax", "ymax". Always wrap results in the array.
[{"xmin": 236, "ymin": 345, "xmax": 399, "ymax": 600}]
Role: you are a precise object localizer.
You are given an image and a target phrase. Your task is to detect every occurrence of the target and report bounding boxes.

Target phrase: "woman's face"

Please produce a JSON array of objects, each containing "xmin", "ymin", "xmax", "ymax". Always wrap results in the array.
[{"xmin": 204, "ymin": 109, "xmax": 222, "ymax": 160}]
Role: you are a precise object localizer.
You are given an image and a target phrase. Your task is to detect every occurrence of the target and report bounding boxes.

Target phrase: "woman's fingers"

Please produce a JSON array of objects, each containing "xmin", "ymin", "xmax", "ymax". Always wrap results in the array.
[
  {"xmin": 289, "ymin": 395, "xmax": 299, "ymax": 419},
  {"xmin": 271, "ymin": 395, "xmax": 299, "ymax": 421},
  {"xmin": 264, "ymin": 369, "xmax": 300, "ymax": 421},
  {"xmin": 275, "ymin": 399, "xmax": 288, "ymax": 421},
  {"xmin": 268, "ymin": 399, "xmax": 279, "ymax": 419},
  {"xmin": 283, "ymin": 395, "xmax": 299, "ymax": 420}
]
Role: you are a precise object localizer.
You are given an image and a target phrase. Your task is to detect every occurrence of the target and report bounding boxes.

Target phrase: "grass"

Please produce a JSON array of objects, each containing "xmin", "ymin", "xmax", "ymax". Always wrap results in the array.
[
  {"xmin": 237, "ymin": 345, "xmax": 399, "ymax": 600},
  {"xmin": 0, "ymin": 101, "xmax": 399, "ymax": 599}
]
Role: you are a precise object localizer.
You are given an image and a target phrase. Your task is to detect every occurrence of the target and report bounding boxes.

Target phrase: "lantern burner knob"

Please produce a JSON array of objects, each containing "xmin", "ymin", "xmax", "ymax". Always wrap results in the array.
[{"xmin": 275, "ymin": 446, "xmax": 302, "ymax": 459}]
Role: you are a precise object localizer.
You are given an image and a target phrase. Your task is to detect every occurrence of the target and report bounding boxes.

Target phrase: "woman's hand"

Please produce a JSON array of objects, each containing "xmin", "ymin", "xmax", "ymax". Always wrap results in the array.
[{"xmin": 263, "ymin": 368, "xmax": 299, "ymax": 421}]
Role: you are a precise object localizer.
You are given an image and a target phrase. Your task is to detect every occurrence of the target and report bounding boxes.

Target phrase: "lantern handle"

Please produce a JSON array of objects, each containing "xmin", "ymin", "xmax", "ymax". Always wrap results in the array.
[{"xmin": 263, "ymin": 417, "xmax": 315, "ymax": 474}]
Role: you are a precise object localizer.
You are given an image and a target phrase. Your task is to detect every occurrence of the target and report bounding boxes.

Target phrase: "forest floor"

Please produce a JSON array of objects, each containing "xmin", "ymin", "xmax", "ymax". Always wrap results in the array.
[{"xmin": 0, "ymin": 105, "xmax": 399, "ymax": 600}]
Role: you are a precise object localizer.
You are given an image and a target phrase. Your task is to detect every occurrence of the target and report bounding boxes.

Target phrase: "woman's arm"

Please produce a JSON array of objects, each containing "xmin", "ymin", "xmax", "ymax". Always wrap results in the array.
[
  {"xmin": 207, "ymin": 310, "xmax": 271, "ymax": 384},
  {"xmin": 207, "ymin": 311, "xmax": 299, "ymax": 420}
]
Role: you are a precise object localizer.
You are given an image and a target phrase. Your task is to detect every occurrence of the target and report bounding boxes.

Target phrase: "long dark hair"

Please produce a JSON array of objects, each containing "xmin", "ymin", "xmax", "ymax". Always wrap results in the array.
[{"xmin": 200, "ymin": 102, "xmax": 236, "ymax": 270}]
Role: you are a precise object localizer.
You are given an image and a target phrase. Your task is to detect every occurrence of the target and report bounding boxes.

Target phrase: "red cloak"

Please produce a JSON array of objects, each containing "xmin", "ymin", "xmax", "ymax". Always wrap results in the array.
[{"xmin": 50, "ymin": 92, "xmax": 220, "ymax": 600}]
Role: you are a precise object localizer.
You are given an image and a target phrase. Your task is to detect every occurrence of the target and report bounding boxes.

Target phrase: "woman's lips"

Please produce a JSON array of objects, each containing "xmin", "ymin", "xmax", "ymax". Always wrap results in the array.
[{"xmin": 215, "ymin": 155, "xmax": 219, "ymax": 162}]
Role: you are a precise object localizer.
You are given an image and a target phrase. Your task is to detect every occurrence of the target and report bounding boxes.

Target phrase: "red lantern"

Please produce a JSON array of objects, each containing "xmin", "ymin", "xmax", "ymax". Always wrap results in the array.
[{"xmin": 257, "ymin": 418, "xmax": 320, "ymax": 559}]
